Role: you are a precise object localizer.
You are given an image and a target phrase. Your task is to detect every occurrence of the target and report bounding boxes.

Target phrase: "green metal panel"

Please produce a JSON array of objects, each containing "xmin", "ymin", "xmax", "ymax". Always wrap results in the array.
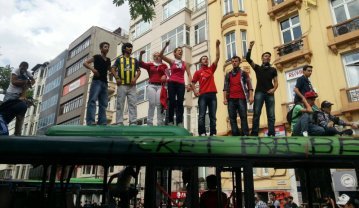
[{"xmin": 46, "ymin": 125, "xmax": 191, "ymax": 137}]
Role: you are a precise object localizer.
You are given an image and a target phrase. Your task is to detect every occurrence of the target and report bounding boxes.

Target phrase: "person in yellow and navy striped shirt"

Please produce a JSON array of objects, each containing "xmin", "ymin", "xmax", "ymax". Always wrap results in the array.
[{"xmin": 111, "ymin": 43, "xmax": 141, "ymax": 125}]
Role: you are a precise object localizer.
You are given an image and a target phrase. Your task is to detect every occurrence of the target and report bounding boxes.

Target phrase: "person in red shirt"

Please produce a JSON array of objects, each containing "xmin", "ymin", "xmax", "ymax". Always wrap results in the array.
[
  {"xmin": 200, "ymin": 174, "xmax": 228, "ymax": 208},
  {"xmin": 191, "ymin": 40, "xmax": 220, "ymax": 136},
  {"xmin": 223, "ymin": 56, "xmax": 254, "ymax": 136},
  {"xmin": 139, "ymin": 51, "xmax": 167, "ymax": 126},
  {"xmin": 159, "ymin": 40, "xmax": 192, "ymax": 127}
]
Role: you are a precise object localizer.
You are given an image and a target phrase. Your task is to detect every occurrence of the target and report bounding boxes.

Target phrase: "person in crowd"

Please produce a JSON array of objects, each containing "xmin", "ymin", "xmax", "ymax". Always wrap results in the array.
[
  {"xmin": 316, "ymin": 100, "xmax": 357, "ymax": 136},
  {"xmin": 108, "ymin": 166, "xmax": 139, "ymax": 208},
  {"xmin": 191, "ymin": 40, "xmax": 221, "ymax": 136},
  {"xmin": 322, "ymin": 194, "xmax": 336, "ymax": 208},
  {"xmin": 111, "ymin": 43, "xmax": 141, "ymax": 126},
  {"xmin": 293, "ymin": 65, "xmax": 315, "ymax": 104},
  {"xmin": 139, "ymin": 51, "xmax": 167, "ymax": 126},
  {"xmin": 268, "ymin": 192, "xmax": 280, "ymax": 208},
  {"xmin": 159, "ymin": 40, "xmax": 192, "ymax": 127},
  {"xmin": 255, "ymin": 194, "xmax": 268, "ymax": 208},
  {"xmin": 285, "ymin": 196, "xmax": 298, "ymax": 208},
  {"xmin": 246, "ymin": 41, "xmax": 278, "ymax": 136},
  {"xmin": 84, "ymin": 42, "xmax": 111, "ymax": 125},
  {"xmin": 223, "ymin": 55, "xmax": 254, "ymax": 136},
  {"xmin": 291, "ymin": 91, "xmax": 325, "ymax": 136},
  {"xmin": 200, "ymin": 174, "xmax": 228, "ymax": 208},
  {"xmin": 1, "ymin": 61, "xmax": 35, "ymax": 135}
]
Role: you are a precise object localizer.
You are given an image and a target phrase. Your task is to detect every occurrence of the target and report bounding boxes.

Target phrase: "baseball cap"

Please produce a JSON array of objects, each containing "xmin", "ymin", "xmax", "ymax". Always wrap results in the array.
[
  {"xmin": 321, "ymin": 100, "xmax": 334, "ymax": 108},
  {"xmin": 304, "ymin": 91, "xmax": 317, "ymax": 99},
  {"xmin": 337, "ymin": 194, "xmax": 350, "ymax": 205}
]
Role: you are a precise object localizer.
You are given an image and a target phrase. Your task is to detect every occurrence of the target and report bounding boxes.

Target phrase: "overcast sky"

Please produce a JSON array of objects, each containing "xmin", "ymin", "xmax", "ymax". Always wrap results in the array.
[{"xmin": 0, "ymin": 0, "xmax": 130, "ymax": 68}]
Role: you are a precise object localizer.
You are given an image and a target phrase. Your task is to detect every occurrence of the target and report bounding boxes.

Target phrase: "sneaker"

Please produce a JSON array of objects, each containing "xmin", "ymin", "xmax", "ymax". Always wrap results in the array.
[
  {"xmin": 168, "ymin": 122, "xmax": 174, "ymax": 126},
  {"xmin": 302, "ymin": 131, "xmax": 308, "ymax": 137},
  {"xmin": 115, "ymin": 122, "xmax": 124, "ymax": 126},
  {"xmin": 200, "ymin": 134, "xmax": 206, "ymax": 136},
  {"xmin": 129, "ymin": 123, "xmax": 137, "ymax": 126},
  {"xmin": 210, "ymin": 134, "xmax": 216, "ymax": 136},
  {"xmin": 177, "ymin": 123, "xmax": 184, "ymax": 127}
]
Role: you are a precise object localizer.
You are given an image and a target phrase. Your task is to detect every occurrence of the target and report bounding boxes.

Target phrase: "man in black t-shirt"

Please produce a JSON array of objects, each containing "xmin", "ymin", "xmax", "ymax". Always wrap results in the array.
[
  {"xmin": 293, "ymin": 65, "xmax": 315, "ymax": 104},
  {"xmin": 246, "ymin": 41, "xmax": 278, "ymax": 136},
  {"xmin": 83, "ymin": 42, "xmax": 111, "ymax": 125}
]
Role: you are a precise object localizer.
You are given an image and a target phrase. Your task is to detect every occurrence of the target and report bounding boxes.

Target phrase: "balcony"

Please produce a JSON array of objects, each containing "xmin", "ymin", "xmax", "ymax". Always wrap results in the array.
[
  {"xmin": 340, "ymin": 86, "xmax": 359, "ymax": 121},
  {"xmin": 273, "ymin": 36, "xmax": 312, "ymax": 71},
  {"xmin": 327, "ymin": 16, "xmax": 359, "ymax": 54},
  {"xmin": 108, "ymin": 82, "xmax": 116, "ymax": 95},
  {"xmin": 267, "ymin": 0, "xmax": 303, "ymax": 20}
]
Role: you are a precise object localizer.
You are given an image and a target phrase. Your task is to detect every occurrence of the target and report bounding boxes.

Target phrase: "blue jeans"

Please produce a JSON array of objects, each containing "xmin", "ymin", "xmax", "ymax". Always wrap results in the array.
[
  {"xmin": 228, "ymin": 98, "xmax": 249, "ymax": 136},
  {"xmin": 168, "ymin": 81, "xmax": 185, "ymax": 125},
  {"xmin": 251, "ymin": 91, "xmax": 275, "ymax": 136},
  {"xmin": 293, "ymin": 113, "xmax": 325, "ymax": 136},
  {"xmin": 86, "ymin": 80, "xmax": 108, "ymax": 125},
  {"xmin": 198, "ymin": 93, "xmax": 217, "ymax": 136}
]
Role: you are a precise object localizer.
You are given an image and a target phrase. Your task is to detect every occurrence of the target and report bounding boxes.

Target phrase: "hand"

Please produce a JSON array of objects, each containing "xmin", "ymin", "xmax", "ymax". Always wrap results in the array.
[
  {"xmin": 267, "ymin": 88, "xmax": 275, "ymax": 94},
  {"xmin": 139, "ymin": 50, "xmax": 146, "ymax": 55},
  {"xmin": 328, "ymin": 121, "xmax": 334, "ymax": 127},
  {"xmin": 249, "ymin": 95, "xmax": 254, "ymax": 105},
  {"xmin": 351, "ymin": 123, "xmax": 358, "ymax": 128},
  {"xmin": 223, "ymin": 100, "xmax": 228, "ymax": 105},
  {"xmin": 116, "ymin": 79, "xmax": 122, "ymax": 86},
  {"xmin": 216, "ymin": 39, "xmax": 220, "ymax": 46},
  {"xmin": 194, "ymin": 92, "xmax": 200, "ymax": 97},
  {"xmin": 165, "ymin": 40, "xmax": 170, "ymax": 47},
  {"xmin": 186, "ymin": 84, "xmax": 192, "ymax": 92},
  {"xmin": 160, "ymin": 75, "xmax": 167, "ymax": 83},
  {"xmin": 130, "ymin": 79, "xmax": 136, "ymax": 86},
  {"xmin": 249, "ymin": 41, "xmax": 255, "ymax": 48},
  {"xmin": 92, "ymin": 69, "xmax": 100, "ymax": 77}
]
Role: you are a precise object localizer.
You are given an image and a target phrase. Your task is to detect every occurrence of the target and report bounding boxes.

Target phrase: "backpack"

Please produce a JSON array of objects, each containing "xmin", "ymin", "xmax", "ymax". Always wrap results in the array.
[{"xmin": 286, "ymin": 105, "xmax": 301, "ymax": 124}]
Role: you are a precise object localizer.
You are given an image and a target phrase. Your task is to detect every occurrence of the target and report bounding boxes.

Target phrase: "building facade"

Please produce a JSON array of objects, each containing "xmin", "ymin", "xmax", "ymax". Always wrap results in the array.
[{"xmin": 37, "ymin": 50, "xmax": 68, "ymax": 135}]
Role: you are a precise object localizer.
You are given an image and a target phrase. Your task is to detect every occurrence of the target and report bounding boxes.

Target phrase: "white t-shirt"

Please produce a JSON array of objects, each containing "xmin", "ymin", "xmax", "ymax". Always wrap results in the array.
[{"xmin": 6, "ymin": 68, "xmax": 33, "ymax": 94}]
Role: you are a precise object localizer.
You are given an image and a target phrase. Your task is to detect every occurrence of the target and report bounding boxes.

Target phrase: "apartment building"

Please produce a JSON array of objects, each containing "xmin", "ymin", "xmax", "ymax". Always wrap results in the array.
[
  {"xmin": 56, "ymin": 26, "xmax": 128, "ymax": 125},
  {"xmin": 37, "ymin": 50, "xmax": 68, "ymax": 135}
]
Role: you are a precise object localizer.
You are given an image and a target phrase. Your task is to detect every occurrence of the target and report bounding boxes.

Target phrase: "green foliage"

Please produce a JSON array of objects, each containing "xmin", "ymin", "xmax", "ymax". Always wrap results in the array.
[
  {"xmin": 113, "ymin": 0, "xmax": 156, "ymax": 22},
  {"xmin": 0, "ymin": 65, "xmax": 12, "ymax": 92}
]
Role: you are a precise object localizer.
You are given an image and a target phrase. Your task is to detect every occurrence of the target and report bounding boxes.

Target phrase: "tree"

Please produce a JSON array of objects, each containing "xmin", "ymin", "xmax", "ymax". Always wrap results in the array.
[
  {"xmin": 113, "ymin": 0, "xmax": 156, "ymax": 22},
  {"xmin": 0, "ymin": 65, "xmax": 12, "ymax": 92}
]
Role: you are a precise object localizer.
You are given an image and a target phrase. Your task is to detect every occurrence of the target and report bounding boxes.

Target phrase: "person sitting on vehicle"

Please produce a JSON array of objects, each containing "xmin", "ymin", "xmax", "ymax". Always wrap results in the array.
[
  {"xmin": 316, "ymin": 100, "xmax": 357, "ymax": 136},
  {"xmin": 200, "ymin": 175, "xmax": 228, "ymax": 208},
  {"xmin": 337, "ymin": 194, "xmax": 358, "ymax": 208}
]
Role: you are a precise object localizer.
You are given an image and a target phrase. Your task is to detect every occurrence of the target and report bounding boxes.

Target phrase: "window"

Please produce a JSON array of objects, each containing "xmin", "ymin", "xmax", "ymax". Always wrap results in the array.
[
  {"xmin": 47, "ymin": 59, "xmax": 65, "ymax": 77},
  {"xmin": 133, "ymin": 44, "xmax": 151, "ymax": 63},
  {"xmin": 38, "ymin": 113, "xmax": 56, "ymax": 129},
  {"xmin": 60, "ymin": 96, "xmax": 84, "ymax": 115},
  {"xmin": 194, "ymin": 20, "xmax": 206, "ymax": 45},
  {"xmin": 225, "ymin": 31, "xmax": 237, "ymax": 60},
  {"xmin": 41, "ymin": 95, "xmax": 59, "ymax": 112},
  {"xmin": 66, "ymin": 55, "xmax": 88, "ymax": 77},
  {"xmin": 195, "ymin": 0, "xmax": 206, "ymax": 10},
  {"xmin": 60, "ymin": 117, "xmax": 81, "ymax": 125},
  {"xmin": 69, "ymin": 37, "xmax": 90, "ymax": 59},
  {"xmin": 223, "ymin": 0, "xmax": 233, "ymax": 15},
  {"xmin": 263, "ymin": 168, "xmax": 269, "ymax": 176},
  {"xmin": 273, "ymin": 0, "xmax": 284, "ymax": 5},
  {"xmin": 163, "ymin": 0, "xmax": 188, "ymax": 20},
  {"xmin": 342, "ymin": 50, "xmax": 359, "ymax": 88},
  {"xmin": 133, "ymin": 20, "xmax": 152, "ymax": 39},
  {"xmin": 161, "ymin": 25, "xmax": 190, "ymax": 54},
  {"xmin": 83, "ymin": 165, "xmax": 92, "ymax": 175},
  {"xmin": 238, "ymin": 0, "xmax": 245, "ymax": 12},
  {"xmin": 43, "ymin": 77, "xmax": 62, "ymax": 95},
  {"xmin": 280, "ymin": 15, "xmax": 302, "ymax": 44},
  {"xmin": 331, "ymin": 0, "xmax": 359, "ymax": 24},
  {"xmin": 253, "ymin": 168, "xmax": 257, "ymax": 176},
  {"xmin": 240, "ymin": 30, "xmax": 247, "ymax": 58},
  {"xmin": 285, "ymin": 67, "xmax": 303, "ymax": 102},
  {"xmin": 136, "ymin": 80, "xmax": 149, "ymax": 103}
]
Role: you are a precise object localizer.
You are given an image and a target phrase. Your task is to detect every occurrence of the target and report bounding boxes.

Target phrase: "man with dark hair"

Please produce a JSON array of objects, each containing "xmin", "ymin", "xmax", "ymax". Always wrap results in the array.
[
  {"xmin": 111, "ymin": 42, "xmax": 141, "ymax": 125},
  {"xmin": 246, "ymin": 41, "xmax": 278, "ymax": 136},
  {"xmin": 316, "ymin": 100, "xmax": 357, "ymax": 135},
  {"xmin": 191, "ymin": 40, "xmax": 221, "ymax": 136},
  {"xmin": 1, "ymin": 61, "xmax": 35, "ymax": 135},
  {"xmin": 268, "ymin": 192, "xmax": 280, "ymax": 208},
  {"xmin": 83, "ymin": 42, "xmax": 111, "ymax": 125},
  {"xmin": 285, "ymin": 196, "xmax": 298, "ymax": 208},
  {"xmin": 200, "ymin": 175, "xmax": 227, "ymax": 208},
  {"xmin": 293, "ymin": 65, "xmax": 315, "ymax": 104},
  {"xmin": 223, "ymin": 55, "xmax": 254, "ymax": 136}
]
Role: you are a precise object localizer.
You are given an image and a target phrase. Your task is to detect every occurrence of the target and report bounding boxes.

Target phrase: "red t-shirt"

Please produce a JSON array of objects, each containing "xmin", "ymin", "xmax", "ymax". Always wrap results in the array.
[
  {"xmin": 192, "ymin": 63, "xmax": 217, "ymax": 95},
  {"xmin": 169, "ymin": 60, "xmax": 186, "ymax": 84},
  {"xmin": 229, "ymin": 71, "xmax": 245, "ymax": 99},
  {"xmin": 139, "ymin": 61, "xmax": 167, "ymax": 83}
]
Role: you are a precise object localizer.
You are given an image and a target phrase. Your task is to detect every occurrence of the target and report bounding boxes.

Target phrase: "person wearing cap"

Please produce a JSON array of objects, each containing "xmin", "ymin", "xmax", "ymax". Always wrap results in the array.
[
  {"xmin": 337, "ymin": 194, "xmax": 358, "ymax": 208},
  {"xmin": 316, "ymin": 100, "xmax": 357, "ymax": 136},
  {"xmin": 111, "ymin": 43, "xmax": 141, "ymax": 125},
  {"xmin": 291, "ymin": 91, "xmax": 325, "ymax": 136},
  {"xmin": 293, "ymin": 65, "xmax": 315, "ymax": 104}
]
